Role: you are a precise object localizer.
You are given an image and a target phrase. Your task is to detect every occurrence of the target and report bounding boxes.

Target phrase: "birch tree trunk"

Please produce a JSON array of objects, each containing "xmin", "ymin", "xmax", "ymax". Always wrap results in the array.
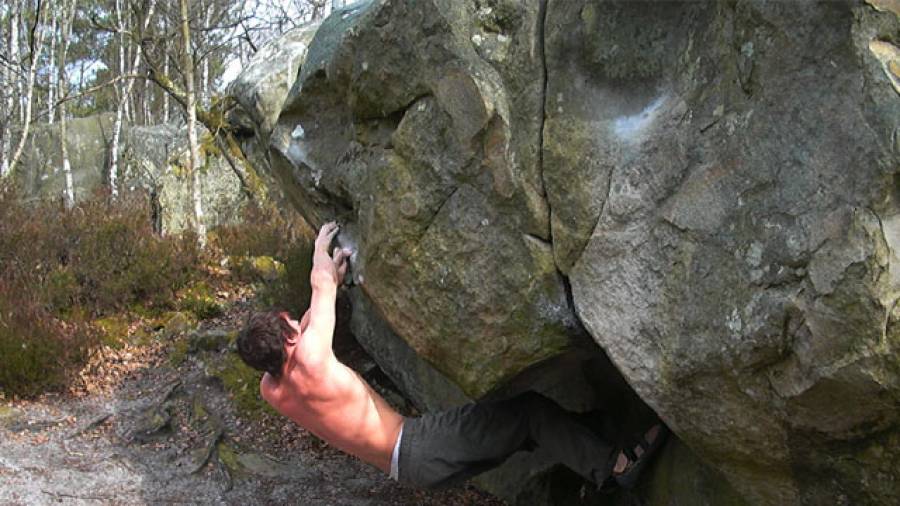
[
  {"xmin": 16, "ymin": 9, "xmax": 24, "ymax": 124},
  {"xmin": 181, "ymin": 0, "xmax": 207, "ymax": 247},
  {"xmin": 47, "ymin": 15, "xmax": 56, "ymax": 125},
  {"xmin": 58, "ymin": 0, "xmax": 78, "ymax": 208},
  {"xmin": 6, "ymin": 4, "xmax": 49, "ymax": 178},
  {"xmin": 162, "ymin": 16, "xmax": 170, "ymax": 123},
  {"xmin": 1, "ymin": 1, "xmax": 21, "ymax": 177},
  {"xmin": 109, "ymin": 0, "xmax": 157, "ymax": 198},
  {"xmin": 200, "ymin": 2, "xmax": 213, "ymax": 107}
]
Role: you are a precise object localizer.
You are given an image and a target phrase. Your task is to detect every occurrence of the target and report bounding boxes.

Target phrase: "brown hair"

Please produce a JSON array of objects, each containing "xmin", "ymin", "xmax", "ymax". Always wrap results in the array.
[{"xmin": 236, "ymin": 310, "xmax": 293, "ymax": 378}]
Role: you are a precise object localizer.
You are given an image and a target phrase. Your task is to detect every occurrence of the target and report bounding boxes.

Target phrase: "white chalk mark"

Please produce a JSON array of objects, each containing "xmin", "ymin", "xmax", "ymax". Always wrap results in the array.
[{"xmin": 612, "ymin": 95, "xmax": 666, "ymax": 140}]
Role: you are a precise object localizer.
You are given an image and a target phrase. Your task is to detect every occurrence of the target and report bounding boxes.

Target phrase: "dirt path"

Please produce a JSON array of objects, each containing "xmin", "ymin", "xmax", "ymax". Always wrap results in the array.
[{"xmin": 0, "ymin": 298, "xmax": 504, "ymax": 506}]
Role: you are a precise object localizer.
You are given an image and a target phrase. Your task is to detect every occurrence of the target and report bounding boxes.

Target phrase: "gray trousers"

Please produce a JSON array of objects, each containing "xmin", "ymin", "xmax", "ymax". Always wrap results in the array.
[{"xmin": 396, "ymin": 392, "xmax": 617, "ymax": 489}]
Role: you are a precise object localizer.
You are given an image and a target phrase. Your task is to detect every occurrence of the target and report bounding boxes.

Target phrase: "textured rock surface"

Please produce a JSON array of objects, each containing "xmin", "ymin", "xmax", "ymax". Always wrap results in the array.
[
  {"xmin": 233, "ymin": 0, "xmax": 900, "ymax": 504},
  {"xmin": 145, "ymin": 125, "xmax": 248, "ymax": 235},
  {"xmin": 267, "ymin": 0, "xmax": 576, "ymax": 399},
  {"xmin": 552, "ymin": 2, "xmax": 900, "ymax": 504},
  {"xmin": 228, "ymin": 22, "xmax": 322, "ymax": 141},
  {"xmin": 13, "ymin": 113, "xmax": 114, "ymax": 202}
]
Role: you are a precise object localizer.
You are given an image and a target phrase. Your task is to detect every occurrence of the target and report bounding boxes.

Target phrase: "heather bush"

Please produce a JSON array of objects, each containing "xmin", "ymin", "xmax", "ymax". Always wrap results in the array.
[
  {"xmin": 0, "ymin": 278, "xmax": 96, "ymax": 397},
  {"xmin": 212, "ymin": 202, "xmax": 313, "ymax": 313},
  {"xmin": 0, "ymin": 185, "xmax": 202, "ymax": 397},
  {"xmin": 62, "ymin": 192, "xmax": 201, "ymax": 313}
]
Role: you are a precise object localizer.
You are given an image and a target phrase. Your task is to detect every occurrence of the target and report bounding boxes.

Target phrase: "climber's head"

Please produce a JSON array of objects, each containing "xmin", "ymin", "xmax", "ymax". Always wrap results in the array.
[{"xmin": 236, "ymin": 310, "xmax": 296, "ymax": 379}]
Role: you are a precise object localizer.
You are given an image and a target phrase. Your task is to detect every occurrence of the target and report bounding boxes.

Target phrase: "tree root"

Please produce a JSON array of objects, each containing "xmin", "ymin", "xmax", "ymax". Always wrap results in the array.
[
  {"xmin": 66, "ymin": 413, "xmax": 112, "ymax": 439},
  {"xmin": 188, "ymin": 426, "xmax": 224, "ymax": 474}
]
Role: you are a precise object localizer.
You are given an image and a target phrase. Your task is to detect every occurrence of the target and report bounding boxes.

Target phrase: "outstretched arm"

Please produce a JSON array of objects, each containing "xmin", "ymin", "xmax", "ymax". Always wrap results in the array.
[{"xmin": 299, "ymin": 222, "xmax": 350, "ymax": 370}]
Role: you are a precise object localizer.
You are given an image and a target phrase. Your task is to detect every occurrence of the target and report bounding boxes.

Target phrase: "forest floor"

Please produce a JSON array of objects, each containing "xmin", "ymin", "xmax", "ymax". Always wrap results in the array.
[{"xmin": 0, "ymin": 287, "xmax": 505, "ymax": 506}]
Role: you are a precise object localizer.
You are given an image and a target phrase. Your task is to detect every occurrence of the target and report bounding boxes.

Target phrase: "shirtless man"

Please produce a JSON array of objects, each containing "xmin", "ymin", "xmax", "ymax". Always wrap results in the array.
[{"xmin": 236, "ymin": 222, "xmax": 666, "ymax": 490}]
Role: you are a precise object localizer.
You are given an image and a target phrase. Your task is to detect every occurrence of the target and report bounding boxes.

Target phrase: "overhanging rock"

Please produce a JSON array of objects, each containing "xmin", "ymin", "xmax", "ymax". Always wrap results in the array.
[{"xmin": 232, "ymin": 1, "xmax": 900, "ymax": 504}]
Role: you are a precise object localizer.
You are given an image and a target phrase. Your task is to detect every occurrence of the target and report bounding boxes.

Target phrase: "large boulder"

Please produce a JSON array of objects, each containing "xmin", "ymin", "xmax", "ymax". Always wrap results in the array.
[
  {"xmin": 269, "ymin": 0, "xmax": 574, "ymax": 401},
  {"xmin": 11, "ymin": 116, "xmax": 250, "ymax": 235},
  {"xmin": 228, "ymin": 22, "xmax": 323, "ymax": 141},
  {"xmin": 551, "ymin": 1, "xmax": 900, "ymax": 504},
  {"xmin": 233, "ymin": 0, "xmax": 900, "ymax": 504},
  {"xmin": 12, "ymin": 113, "xmax": 115, "ymax": 202},
  {"xmin": 123, "ymin": 123, "xmax": 248, "ymax": 235}
]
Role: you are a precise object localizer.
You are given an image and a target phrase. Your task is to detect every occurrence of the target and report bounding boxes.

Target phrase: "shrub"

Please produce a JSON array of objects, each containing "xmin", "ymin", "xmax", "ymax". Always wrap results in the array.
[
  {"xmin": 63, "ymin": 192, "xmax": 201, "ymax": 313},
  {"xmin": 0, "ymin": 188, "xmax": 201, "ymax": 316},
  {"xmin": 0, "ymin": 185, "xmax": 202, "ymax": 397},
  {"xmin": 212, "ymin": 202, "xmax": 314, "ymax": 314},
  {"xmin": 211, "ymin": 203, "xmax": 299, "ymax": 259},
  {"xmin": 0, "ymin": 279, "xmax": 97, "ymax": 397},
  {"xmin": 177, "ymin": 281, "xmax": 225, "ymax": 320}
]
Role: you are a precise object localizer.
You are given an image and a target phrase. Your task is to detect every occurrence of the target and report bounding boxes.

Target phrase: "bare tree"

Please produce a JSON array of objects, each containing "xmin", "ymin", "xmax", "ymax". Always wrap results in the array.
[
  {"xmin": 5, "ymin": 2, "xmax": 50, "ymax": 178},
  {"xmin": 57, "ymin": 0, "xmax": 79, "ymax": 208},
  {"xmin": 161, "ymin": 28, "xmax": 170, "ymax": 122},
  {"xmin": 180, "ymin": 0, "xmax": 207, "ymax": 247},
  {"xmin": 0, "ymin": 1, "xmax": 22, "ymax": 177},
  {"xmin": 47, "ymin": 14, "xmax": 56, "ymax": 125},
  {"xmin": 109, "ymin": 0, "xmax": 157, "ymax": 199}
]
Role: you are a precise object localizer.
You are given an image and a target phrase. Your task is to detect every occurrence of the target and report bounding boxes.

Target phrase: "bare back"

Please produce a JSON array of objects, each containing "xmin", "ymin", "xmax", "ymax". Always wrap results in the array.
[{"xmin": 260, "ymin": 346, "xmax": 404, "ymax": 473}]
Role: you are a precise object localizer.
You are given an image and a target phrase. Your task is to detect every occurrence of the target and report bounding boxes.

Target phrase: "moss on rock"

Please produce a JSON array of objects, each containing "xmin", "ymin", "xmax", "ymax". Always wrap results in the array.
[
  {"xmin": 94, "ymin": 315, "xmax": 132, "ymax": 349},
  {"xmin": 177, "ymin": 282, "xmax": 226, "ymax": 320},
  {"xmin": 217, "ymin": 442, "xmax": 242, "ymax": 473},
  {"xmin": 189, "ymin": 329, "xmax": 237, "ymax": 353},
  {"xmin": 169, "ymin": 339, "xmax": 191, "ymax": 367},
  {"xmin": 156, "ymin": 311, "xmax": 198, "ymax": 340},
  {"xmin": 212, "ymin": 353, "xmax": 274, "ymax": 419},
  {"xmin": 230, "ymin": 255, "xmax": 286, "ymax": 283}
]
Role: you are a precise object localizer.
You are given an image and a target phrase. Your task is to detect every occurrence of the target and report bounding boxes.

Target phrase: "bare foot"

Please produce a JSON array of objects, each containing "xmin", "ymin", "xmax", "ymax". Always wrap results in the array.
[{"xmin": 613, "ymin": 424, "xmax": 661, "ymax": 474}]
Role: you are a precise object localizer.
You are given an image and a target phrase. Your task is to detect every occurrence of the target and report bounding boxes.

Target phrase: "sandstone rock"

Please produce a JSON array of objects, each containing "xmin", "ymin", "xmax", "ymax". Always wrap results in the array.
[
  {"xmin": 11, "ymin": 116, "xmax": 250, "ymax": 235},
  {"xmin": 269, "ymin": 0, "xmax": 573, "ymax": 401},
  {"xmin": 188, "ymin": 329, "xmax": 236, "ymax": 354},
  {"xmin": 233, "ymin": 0, "xmax": 900, "ymax": 504},
  {"xmin": 126, "ymin": 405, "xmax": 172, "ymax": 444},
  {"xmin": 550, "ymin": 1, "xmax": 900, "ymax": 504},
  {"xmin": 13, "ymin": 113, "xmax": 114, "ymax": 203},
  {"xmin": 159, "ymin": 312, "xmax": 197, "ymax": 340},
  {"xmin": 147, "ymin": 125, "xmax": 249, "ymax": 235},
  {"xmin": 228, "ymin": 22, "xmax": 322, "ymax": 141}
]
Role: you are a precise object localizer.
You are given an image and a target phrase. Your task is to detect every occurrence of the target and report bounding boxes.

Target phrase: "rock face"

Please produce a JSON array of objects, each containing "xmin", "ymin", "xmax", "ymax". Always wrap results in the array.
[
  {"xmin": 228, "ymin": 22, "xmax": 322, "ymax": 141},
  {"xmin": 269, "ymin": 0, "xmax": 575, "ymax": 400},
  {"xmin": 13, "ymin": 114, "xmax": 115, "ymax": 202},
  {"xmin": 232, "ymin": 1, "xmax": 900, "ymax": 504},
  {"xmin": 552, "ymin": 2, "xmax": 900, "ymax": 504},
  {"xmin": 11, "ymin": 116, "xmax": 249, "ymax": 235},
  {"xmin": 124, "ymin": 123, "xmax": 248, "ymax": 235}
]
